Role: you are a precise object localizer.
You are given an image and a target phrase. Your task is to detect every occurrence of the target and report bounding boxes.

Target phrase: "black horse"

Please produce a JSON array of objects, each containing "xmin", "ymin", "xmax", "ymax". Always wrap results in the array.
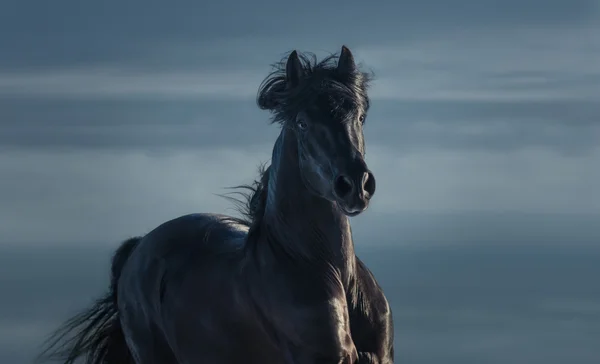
[{"xmin": 38, "ymin": 46, "xmax": 394, "ymax": 364}]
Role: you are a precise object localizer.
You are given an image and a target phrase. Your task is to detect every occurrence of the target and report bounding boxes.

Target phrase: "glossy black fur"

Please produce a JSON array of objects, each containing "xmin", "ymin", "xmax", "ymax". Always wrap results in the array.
[{"xmin": 38, "ymin": 46, "xmax": 394, "ymax": 364}]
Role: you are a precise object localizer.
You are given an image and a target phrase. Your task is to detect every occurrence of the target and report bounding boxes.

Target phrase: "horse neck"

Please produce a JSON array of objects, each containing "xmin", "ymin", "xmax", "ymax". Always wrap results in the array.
[{"xmin": 260, "ymin": 127, "xmax": 355, "ymax": 272}]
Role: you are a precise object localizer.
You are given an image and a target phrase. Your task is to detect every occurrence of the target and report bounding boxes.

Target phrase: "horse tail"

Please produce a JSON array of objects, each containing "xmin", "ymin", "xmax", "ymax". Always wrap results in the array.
[{"xmin": 36, "ymin": 237, "xmax": 141, "ymax": 364}]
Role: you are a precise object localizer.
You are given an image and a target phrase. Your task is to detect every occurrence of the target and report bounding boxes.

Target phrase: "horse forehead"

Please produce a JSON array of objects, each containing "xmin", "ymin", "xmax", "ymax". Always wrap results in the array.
[{"xmin": 310, "ymin": 92, "xmax": 360, "ymax": 122}]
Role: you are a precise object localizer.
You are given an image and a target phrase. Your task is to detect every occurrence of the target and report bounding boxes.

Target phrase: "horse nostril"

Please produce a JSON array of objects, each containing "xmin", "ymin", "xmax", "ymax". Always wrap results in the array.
[
  {"xmin": 362, "ymin": 172, "xmax": 376, "ymax": 198},
  {"xmin": 334, "ymin": 175, "xmax": 354, "ymax": 198}
]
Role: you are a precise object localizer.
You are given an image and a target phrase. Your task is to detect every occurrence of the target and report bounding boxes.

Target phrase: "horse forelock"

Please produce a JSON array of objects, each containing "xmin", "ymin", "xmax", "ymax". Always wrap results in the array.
[{"xmin": 256, "ymin": 50, "xmax": 373, "ymax": 125}]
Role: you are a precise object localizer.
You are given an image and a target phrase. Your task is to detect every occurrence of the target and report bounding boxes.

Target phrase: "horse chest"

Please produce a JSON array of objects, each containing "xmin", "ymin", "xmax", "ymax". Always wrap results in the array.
[{"xmin": 262, "ymin": 278, "xmax": 356, "ymax": 360}]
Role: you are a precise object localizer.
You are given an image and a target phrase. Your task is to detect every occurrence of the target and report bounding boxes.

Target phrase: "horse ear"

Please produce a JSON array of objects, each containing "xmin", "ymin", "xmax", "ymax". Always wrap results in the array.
[
  {"xmin": 337, "ymin": 45, "xmax": 356, "ymax": 73},
  {"xmin": 286, "ymin": 50, "xmax": 304, "ymax": 89}
]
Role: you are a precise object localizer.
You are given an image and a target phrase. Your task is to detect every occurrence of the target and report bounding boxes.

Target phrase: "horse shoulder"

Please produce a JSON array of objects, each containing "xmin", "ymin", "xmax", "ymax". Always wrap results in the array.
[
  {"xmin": 352, "ymin": 257, "xmax": 391, "ymax": 317},
  {"xmin": 348, "ymin": 256, "xmax": 394, "ymax": 361}
]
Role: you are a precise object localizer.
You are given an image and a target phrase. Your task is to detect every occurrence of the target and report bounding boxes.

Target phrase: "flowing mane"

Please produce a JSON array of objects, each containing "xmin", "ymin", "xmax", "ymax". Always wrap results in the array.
[{"xmin": 222, "ymin": 163, "xmax": 270, "ymax": 230}]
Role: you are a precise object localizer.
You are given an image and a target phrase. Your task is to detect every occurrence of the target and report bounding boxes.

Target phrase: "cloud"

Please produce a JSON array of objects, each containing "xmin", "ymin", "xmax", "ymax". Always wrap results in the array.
[
  {"xmin": 1, "ymin": 24, "xmax": 597, "ymax": 104},
  {"xmin": 0, "ymin": 68, "xmax": 263, "ymax": 99},
  {"xmin": 366, "ymin": 100, "xmax": 600, "ymax": 155},
  {"xmin": 1, "ymin": 0, "xmax": 596, "ymax": 69},
  {"xmin": 1, "ymin": 145, "xmax": 598, "ymax": 245},
  {"xmin": 0, "ymin": 147, "xmax": 270, "ymax": 245},
  {"xmin": 358, "ymin": 26, "xmax": 600, "ymax": 102},
  {"xmin": 2, "ymin": 97, "xmax": 598, "ymax": 155},
  {"xmin": 365, "ymin": 145, "xmax": 600, "ymax": 215},
  {"xmin": 3, "ymin": 23, "xmax": 598, "ymax": 156},
  {"xmin": 0, "ymin": 98, "xmax": 282, "ymax": 151}
]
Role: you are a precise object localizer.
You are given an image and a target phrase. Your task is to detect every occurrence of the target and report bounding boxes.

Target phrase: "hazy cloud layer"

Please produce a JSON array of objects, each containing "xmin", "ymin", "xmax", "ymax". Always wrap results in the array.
[
  {"xmin": 1, "ymin": 0, "xmax": 597, "ymax": 69},
  {"xmin": 1, "ymin": 25, "xmax": 598, "ymax": 101},
  {"xmin": 2, "ymin": 98, "xmax": 599, "ymax": 155},
  {"xmin": 1, "ymin": 147, "xmax": 598, "ymax": 245},
  {"xmin": 1, "ymin": 17, "xmax": 598, "ymax": 158}
]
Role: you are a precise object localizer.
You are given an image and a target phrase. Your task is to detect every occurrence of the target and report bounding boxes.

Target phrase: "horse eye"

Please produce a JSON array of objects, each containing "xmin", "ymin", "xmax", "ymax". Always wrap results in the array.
[
  {"xmin": 296, "ymin": 120, "xmax": 308, "ymax": 131},
  {"xmin": 358, "ymin": 114, "xmax": 366, "ymax": 124}
]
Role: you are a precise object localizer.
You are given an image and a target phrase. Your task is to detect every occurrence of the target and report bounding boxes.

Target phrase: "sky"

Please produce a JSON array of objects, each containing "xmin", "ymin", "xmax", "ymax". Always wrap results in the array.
[
  {"xmin": 1, "ymin": 0, "xmax": 599, "ymax": 246},
  {"xmin": 1, "ymin": 1, "xmax": 600, "ymax": 363}
]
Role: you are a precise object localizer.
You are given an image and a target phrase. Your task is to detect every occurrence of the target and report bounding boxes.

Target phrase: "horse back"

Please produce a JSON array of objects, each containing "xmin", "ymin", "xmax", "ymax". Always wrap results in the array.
[{"xmin": 118, "ymin": 212, "xmax": 248, "ymax": 303}]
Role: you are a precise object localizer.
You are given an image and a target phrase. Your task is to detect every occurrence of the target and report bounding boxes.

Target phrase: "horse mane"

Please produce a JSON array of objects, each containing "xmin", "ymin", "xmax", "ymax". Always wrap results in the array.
[
  {"xmin": 221, "ymin": 163, "xmax": 271, "ymax": 232},
  {"xmin": 256, "ymin": 50, "xmax": 373, "ymax": 125}
]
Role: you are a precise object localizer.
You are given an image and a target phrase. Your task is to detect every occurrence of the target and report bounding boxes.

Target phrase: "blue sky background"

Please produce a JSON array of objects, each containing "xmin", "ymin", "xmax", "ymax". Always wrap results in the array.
[
  {"xmin": 0, "ymin": 0, "xmax": 599, "ymax": 363},
  {"xmin": 0, "ymin": 0, "xmax": 599, "ymax": 245}
]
